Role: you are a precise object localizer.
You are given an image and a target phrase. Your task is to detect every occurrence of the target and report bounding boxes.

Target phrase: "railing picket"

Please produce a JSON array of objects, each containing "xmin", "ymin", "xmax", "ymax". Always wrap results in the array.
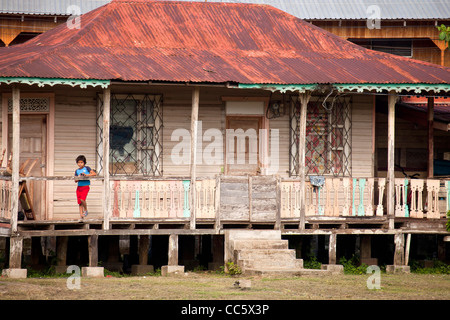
[
  {"xmin": 426, "ymin": 180, "xmax": 441, "ymax": 219},
  {"xmin": 376, "ymin": 178, "xmax": 386, "ymax": 217}
]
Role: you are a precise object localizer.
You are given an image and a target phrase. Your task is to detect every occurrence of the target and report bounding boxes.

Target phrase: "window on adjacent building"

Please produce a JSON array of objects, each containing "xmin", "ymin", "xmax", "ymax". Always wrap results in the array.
[{"xmin": 349, "ymin": 38, "xmax": 413, "ymax": 57}]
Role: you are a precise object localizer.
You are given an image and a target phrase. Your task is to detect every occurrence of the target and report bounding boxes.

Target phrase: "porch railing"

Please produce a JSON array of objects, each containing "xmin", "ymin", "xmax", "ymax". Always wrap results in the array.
[
  {"xmin": 110, "ymin": 178, "xmax": 216, "ymax": 219},
  {"xmin": 1, "ymin": 176, "xmax": 448, "ymax": 224},
  {"xmin": 280, "ymin": 177, "xmax": 450, "ymax": 219},
  {"xmin": 0, "ymin": 179, "xmax": 11, "ymax": 219}
]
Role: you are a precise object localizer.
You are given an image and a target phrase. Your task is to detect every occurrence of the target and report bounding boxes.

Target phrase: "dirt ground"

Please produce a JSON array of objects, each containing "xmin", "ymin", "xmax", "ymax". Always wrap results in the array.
[{"xmin": 0, "ymin": 272, "xmax": 449, "ymax": 301}]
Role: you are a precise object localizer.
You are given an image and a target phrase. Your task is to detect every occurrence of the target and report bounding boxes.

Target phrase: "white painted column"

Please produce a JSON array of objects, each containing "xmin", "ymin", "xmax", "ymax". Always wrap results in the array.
[
  {"xmin": 190, "ymin": 88, "xmax": 199, "ymax": 230},
  {"xmin": 387, "ymin": 91, "xmax": 397, "ymax": 229},
  {"xmin": 298, "ymin": 91, "xmax": 311, "ymax": 230},
  {"xmin": 102, "ymin": 87, "xmax": 111, "ymax": 230},
  {"xmin": 10, "ymin": 85, "xmax": 20, "ymax": 234}
]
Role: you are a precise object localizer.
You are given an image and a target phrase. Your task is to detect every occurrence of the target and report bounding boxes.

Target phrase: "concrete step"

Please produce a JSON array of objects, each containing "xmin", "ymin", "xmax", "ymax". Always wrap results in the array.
[
  {"xmin": 226, "ymin": 229, "xmax": 282, "ymax": 241},
  {"xmin": 235, "ymin": 249, "xmax": 296, "ymax": 260},
  {"xmin": 238, "ymin": 258, "xmax": 303, "ymax": 270},
  {"xmin": 233, "ymin": 239, "xmax": 289, "ymax": 250},
  {"xmin": 243, "ymin": 267, "xmax": 332, "ymax": 276}
]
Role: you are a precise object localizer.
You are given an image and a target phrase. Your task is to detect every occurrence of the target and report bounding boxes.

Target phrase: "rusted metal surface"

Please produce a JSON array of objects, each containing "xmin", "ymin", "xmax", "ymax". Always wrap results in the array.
[{"xmin": 0, "ymin": 0, "xmax": 449, "ymax": 85}]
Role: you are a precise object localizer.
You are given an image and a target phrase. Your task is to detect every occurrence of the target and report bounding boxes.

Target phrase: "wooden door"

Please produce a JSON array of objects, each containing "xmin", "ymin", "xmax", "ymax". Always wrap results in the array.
[
  {"xmin": 226, "ymin": 116, "xmax": 261, "ymax": 175},
  {"xmin": 9, "ymin": 114, "xmax": 47, "ymax": 219}
]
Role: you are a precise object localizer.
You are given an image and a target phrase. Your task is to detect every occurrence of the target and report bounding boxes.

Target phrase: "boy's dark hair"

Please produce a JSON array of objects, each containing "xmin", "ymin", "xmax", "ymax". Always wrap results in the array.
[{"xmin": 76, "ymin": 155, "xmax": 87, "ymax": 164}]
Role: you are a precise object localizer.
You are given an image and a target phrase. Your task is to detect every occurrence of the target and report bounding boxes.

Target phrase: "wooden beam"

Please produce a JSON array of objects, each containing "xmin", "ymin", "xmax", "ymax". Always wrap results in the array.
[
  {"xmin": 298, "ymin": 91, "xmax": 311, "ymax": 231},
  {"xmin": 10, "ymin": 85, "xmax": 20, "ymax": 234},
  {"xmin": 387, "ymin": 91, "xmax": 397, "ymax": 229},
  {"xmin": 427, "ymin": 97, "xmax": 434, "ymax": 178},
  {"xmin": 102, "ymin": 87, "xmax": 111, "ymax": 230},
  {"xmin": 190, "ymin": 88, "xmax": 200, "ymax": 230}
]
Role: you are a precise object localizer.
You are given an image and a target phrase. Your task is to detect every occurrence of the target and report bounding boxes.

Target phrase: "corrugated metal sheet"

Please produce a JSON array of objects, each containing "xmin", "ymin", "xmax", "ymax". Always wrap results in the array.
[
  {"xmin": 0, "ymin": 0, "xmax": 449, "ymax": 85},
  {"xmin": 1, "ymin": 0, "xmax": 449, "ymax": 19},
  {"xmin": 0, "ymin": 0, "xmax": 110, "ymax": 15},
  {"xmin": 185, "ymin": 0, "xmax": 450, "ymax": 20}
]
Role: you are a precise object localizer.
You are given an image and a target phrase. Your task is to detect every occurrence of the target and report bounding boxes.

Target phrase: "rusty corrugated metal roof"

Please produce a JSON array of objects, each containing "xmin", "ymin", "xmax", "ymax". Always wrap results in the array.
[{"xmin": 0, "ymin": 0, "xmax": 449, "ymax": 85}]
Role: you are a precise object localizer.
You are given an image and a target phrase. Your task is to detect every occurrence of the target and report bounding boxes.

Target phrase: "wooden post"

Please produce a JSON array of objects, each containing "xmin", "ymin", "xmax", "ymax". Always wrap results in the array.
[
  {"xmin": 1, "ymin": 91, "xmax": 8, "ymax": 167},
  {"xmin": 190, "ymin": 88, "xmax": 200, "ymax": 230},
  {"xmin": 168, "ymin": 234, "xmax": 179, "ymax": 266},
  {"xmin": 102, "ymin": 87, "xmax": 111, "ymax": 230},
  {"xmin": 387, "ymin": 91, "xmax": 397, "ymax": 229},
  {"xmin": 9, "ymin": 236, "xmax": 23, "ymax": 269},
  {"xmin": 393, "ymin": 232, "xmax": 405, "ymax": 265},
  {"xmin": 328, "ymin": 233, "xmax": 337, "ymax": 265},
  {"xmin": 214, "ymin": 175, "xmax": 221, "ymax": 232},
  {"xmin": 275, "ymin": 176, "xmax": 281, "ymax": 230},
  {"xmin": 10, "ymin": 85, "xmax": 20, "ymax": 234},
  {"xmin": 88, "ymin": 234, "xmax": 99, "ymax": 267},
  {"xmin": 56, "ymin": 236, "xmax": 68, "ymax": 267},
  {"xmin": 405, "ymin": 233, "xmax": 411, "ymax": 266},
  {"xmin": 139, "ymin": 235, "xmax": 150, "ymax": 265},
  {"xmin": 427, "ymin": 97, "xmax": 434, "ymax": 178},
  {"xmin": 298, "ymin": 91, "xmax": 311, "ymax": 230}
]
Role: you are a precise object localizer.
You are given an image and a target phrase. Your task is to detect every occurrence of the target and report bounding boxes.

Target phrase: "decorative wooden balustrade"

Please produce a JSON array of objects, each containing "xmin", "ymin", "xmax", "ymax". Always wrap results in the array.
[
  {"xmin": 0, "ymin": 179, "xmax": 11, "ymax": 219},
  {"xmin": 280, "ymin": 178, "xmax": 449, "ymax": 219},
  {"xmin": 0, "ymin": 176, "xmax": 448, "ymax": 224},
  {"xmin": 110, "ymin": 179, "xmax": 216, "ymax": 219}
]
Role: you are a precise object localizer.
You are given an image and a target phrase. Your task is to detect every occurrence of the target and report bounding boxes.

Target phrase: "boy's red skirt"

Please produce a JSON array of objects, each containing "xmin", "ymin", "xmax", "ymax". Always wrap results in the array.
[{"xmin": 76, "ymin": 186, "xmax": 90, "ymax": 204}]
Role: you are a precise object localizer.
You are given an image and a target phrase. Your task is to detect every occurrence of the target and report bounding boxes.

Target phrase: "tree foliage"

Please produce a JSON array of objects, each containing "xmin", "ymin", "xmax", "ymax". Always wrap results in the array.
[{"xmin": 437, "ymin": 24, "xmax": 450, "ymax": 46}]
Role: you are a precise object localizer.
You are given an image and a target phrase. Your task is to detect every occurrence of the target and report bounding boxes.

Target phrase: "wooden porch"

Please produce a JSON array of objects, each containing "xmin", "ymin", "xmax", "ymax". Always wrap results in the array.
[{"xmin": 1, "ymin": 174, "xmax": 448, "ymax": 236}]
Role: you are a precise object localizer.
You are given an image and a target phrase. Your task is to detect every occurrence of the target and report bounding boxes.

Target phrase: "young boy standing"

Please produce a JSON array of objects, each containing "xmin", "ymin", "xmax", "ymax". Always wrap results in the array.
[{"xmin": 75, "ymin": 155, "xmax": 96, "ymax": 219}]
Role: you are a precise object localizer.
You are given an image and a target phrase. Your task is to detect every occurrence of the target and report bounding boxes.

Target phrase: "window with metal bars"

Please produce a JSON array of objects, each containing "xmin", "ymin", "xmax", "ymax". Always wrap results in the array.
[
  {"xmin": 96, "ymin": 93, "xmax": 163, "ymax": 176},
  {"xmin": 289, "ymin": 94, "xmax": 352, "ymax": 177}
]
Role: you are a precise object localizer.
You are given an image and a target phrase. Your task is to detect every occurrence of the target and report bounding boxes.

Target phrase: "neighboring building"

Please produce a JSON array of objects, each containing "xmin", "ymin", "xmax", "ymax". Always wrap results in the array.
[
  {"xmin": 0, "ymin": 0, "xmax": 109, "ymax": 46},
  {"xmin": 0, "ymin": 0, "xmax": 449, "ymax": 277}
]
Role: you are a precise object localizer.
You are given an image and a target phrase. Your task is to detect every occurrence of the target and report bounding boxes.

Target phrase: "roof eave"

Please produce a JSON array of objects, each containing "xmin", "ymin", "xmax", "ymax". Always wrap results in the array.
[{"xmin": 238, "ymin": 83, "xmax": 450, "ymax": 94}]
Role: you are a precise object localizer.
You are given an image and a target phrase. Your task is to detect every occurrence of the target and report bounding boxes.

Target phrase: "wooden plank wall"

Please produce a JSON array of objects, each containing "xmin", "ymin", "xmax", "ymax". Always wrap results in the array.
[
  {"xmin": 52, "ymin": 88, "xmax": 102, "ymax": 219},
  {"xmin": 351, "ymin": 94, "xmax": 375, "ymax": 178}
]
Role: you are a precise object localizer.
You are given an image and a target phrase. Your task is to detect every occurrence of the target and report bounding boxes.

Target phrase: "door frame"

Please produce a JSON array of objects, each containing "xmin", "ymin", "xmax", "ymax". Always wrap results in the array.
[
  {"xmin": 2, "ymin": 92, "xmax": 55, "ymax": 220},
  {"xmin": 222, "ymin": 96, "xmax": 270, "ymax": 176}
]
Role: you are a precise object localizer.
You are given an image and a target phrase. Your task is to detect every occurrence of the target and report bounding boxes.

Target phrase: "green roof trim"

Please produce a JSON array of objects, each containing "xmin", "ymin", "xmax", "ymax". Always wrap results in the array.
[
  {"xmin": 238, "ymin": 83, "xmax": 450, "ymax": 94},
  {"xmin": 0, "ymin": 77, "xmax": 110, "ymax": 89},
  {"xmin": 238, "ymin": 83, "xmax": 317, "ymax": 93}
]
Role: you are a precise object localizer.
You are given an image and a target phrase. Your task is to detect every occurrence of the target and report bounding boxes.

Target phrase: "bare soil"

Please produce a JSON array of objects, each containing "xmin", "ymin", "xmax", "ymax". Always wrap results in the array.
[{"xmin": 0, "ymin": 272, "xmax": 449, "ymax": 300}]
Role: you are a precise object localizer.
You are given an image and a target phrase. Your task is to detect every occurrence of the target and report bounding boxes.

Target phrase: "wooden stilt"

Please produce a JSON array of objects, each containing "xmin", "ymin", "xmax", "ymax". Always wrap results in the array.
[
  {"xmin": 387, "ymin": 92, "xmax": 397, "ymax": 229},
  {"xmin": 298, "ymin": 91, "xmax": 311, "ymax": 230},
  {"xmin": 190, "ymin": 88, "xmax": 199, "ymax": 230},
  {"xmin": 88, "ymin": 234, "xmax": 99, "ymax": 267}
]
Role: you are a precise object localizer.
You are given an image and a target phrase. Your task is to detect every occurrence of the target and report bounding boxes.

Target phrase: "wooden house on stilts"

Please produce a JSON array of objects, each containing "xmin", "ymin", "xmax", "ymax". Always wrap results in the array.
[{"xmin": 0, "ymin": 0, "xmax": 449, "ymax": 277}]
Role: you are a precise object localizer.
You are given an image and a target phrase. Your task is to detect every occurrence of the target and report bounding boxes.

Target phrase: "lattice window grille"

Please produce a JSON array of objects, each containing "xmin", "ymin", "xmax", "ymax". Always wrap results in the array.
[
  {"xmin": 7, "ymin": 98, "xmax": 50, "ymax": 112},
  {"xmin": 96, "ymin": 93, "xmax": 163, "ymax": 176},
  {"xmin": 289, "ymin": 94, "xmax": 352, "ymax": 177}
]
